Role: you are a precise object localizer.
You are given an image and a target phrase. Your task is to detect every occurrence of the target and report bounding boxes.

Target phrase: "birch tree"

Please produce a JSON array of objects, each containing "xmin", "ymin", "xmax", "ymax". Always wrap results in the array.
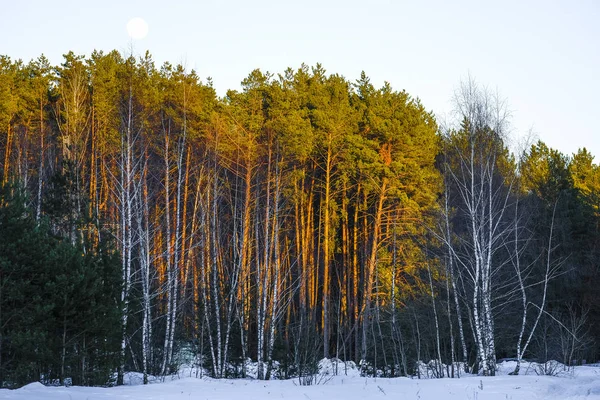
[
  {"xmin": 441, "ymin": 78, "xmax": 514, "ymax": 376},
  {"xmin": 115, "ymin": 55, "xmax": 141, "ymax": 385}
]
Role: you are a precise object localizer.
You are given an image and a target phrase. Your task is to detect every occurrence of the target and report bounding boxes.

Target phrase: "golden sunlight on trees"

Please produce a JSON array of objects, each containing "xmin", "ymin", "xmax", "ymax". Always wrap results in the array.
[{"xmin": 0, "ymin": 52, "xmax": 599, "ymax": 387}]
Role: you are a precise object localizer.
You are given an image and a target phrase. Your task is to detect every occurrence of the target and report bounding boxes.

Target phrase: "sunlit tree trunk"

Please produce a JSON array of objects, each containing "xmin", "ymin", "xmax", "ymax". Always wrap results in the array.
[
  {"xmin": 160, "ymin": 121, "xmax": 173, "ymax": 376},
  {"xmin": 322, "ymin": 145, "xmax": 332, "ymax": 358},
  {"xmin": 361, "ymin": 180, "xmax": 387, "ymax": 364}
]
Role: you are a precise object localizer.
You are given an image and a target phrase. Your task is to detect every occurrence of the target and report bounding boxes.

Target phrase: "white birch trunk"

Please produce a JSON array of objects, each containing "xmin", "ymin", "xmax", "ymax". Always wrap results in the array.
[
  {"xmin": 161, "ymin": 126, "xmax": 173, "ymax": 377},
  {"xmin": 266, "ymin": 158, "xmax": 282, "ymax": 379},
  {"xmin": 428, "ymin": 264, "xmax": 444, "ymax": 378},
  {"xmin": 118, "ymin": 84, "xmax": 135, "ymax": 385}
]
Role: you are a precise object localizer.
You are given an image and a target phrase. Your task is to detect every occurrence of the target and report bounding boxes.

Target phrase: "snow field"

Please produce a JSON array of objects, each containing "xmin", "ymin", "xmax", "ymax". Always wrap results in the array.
[{"xmin": 1, "ymin": 361, "xmax": 599, "ymax": 400}]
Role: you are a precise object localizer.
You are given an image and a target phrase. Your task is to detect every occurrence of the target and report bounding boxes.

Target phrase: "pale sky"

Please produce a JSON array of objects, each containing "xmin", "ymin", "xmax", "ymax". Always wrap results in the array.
[{"xmin": 2, "ymin": 0, "xmax": 598, "ymax": 158}]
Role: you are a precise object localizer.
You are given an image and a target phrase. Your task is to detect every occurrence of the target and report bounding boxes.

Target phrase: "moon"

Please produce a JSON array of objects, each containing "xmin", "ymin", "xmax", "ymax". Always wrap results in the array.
[{"xmin": 127, "ymin": 17, "xmax": 149, "ymax": 40}]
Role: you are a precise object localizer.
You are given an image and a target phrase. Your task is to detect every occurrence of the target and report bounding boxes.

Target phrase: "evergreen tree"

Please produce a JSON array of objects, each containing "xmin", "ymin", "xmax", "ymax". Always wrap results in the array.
[{"xmin": 0, "ymin": 183, "xmax": 121, "ymax": 388}]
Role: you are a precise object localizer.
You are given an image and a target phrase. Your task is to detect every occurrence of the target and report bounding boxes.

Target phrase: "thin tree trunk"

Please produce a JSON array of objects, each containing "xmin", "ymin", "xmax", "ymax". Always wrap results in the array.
[
  {"xmin": 361, "ymin": 180, "xmax": 387, "ymax": 364},
  {"xmin": 428, "ymin": 264, "xmax": 444, "ymax": 378},
  {"xmin": 3, "ymin": 123, "xmax": 12, "ymax": 184},
  {"xmin": 161, "ymin": 123, "xmax": 173, "ymax": 377},
  {"xmin": 36, "ymin": 102, "xmax": 44, "ymax": 222},
  {"xmin": 322, "ymin": 146, "xmax": 332, "ymax": 358}
]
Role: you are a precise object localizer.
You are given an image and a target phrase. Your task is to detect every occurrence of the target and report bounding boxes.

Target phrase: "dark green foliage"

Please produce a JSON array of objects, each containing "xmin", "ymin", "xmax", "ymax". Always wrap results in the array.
[
  {"xmin": 519, "ymin": 145, "xmax": 600, "ymax": 362},
  {"xmin": 0, "ymin": 183, "xmax": 121, "ymax": 388}
]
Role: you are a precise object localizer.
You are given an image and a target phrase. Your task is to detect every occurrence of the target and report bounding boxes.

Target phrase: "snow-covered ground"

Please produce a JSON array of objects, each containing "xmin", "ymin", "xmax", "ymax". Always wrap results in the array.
[{"xmin": 2, "ymin": 361, "xmax": 600, "ymax": 400}]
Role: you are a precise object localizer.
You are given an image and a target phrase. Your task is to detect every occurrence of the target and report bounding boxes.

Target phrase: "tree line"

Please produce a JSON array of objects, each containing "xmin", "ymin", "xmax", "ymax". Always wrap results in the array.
[{"xmin": 0, "ymin": 50, "xmax": 598, "ymax": 388}]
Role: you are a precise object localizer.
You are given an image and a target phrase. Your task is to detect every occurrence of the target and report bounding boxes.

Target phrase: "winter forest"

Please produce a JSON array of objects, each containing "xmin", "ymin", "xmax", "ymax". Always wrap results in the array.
[{"xmin": 0, "ymin": 50, "xmax": 599, "ymax": 389}]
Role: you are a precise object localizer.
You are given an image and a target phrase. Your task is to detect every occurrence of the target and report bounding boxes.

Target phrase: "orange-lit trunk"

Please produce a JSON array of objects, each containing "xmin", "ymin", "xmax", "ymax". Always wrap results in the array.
[
  {"xmin": 179, "ymin": 148, "xmax": 191, "ymax": 289},
  {"xmin": 322, "ymin": 146, "xmax": 332, "ymax": 358},
  {"xmin": 3, "ymin": 124, "xmax": 12, "ymax": 184},
  {"xmin": 340, "ymin": 182, "xmax": 349, "ymax": 332},
  {"xmin": 352, "ymin": 184, "xmax": 360, "ymax": 361},
  {"xmin": 361, "ymin": 180, "xmax": 387, "ymax": 360}
]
